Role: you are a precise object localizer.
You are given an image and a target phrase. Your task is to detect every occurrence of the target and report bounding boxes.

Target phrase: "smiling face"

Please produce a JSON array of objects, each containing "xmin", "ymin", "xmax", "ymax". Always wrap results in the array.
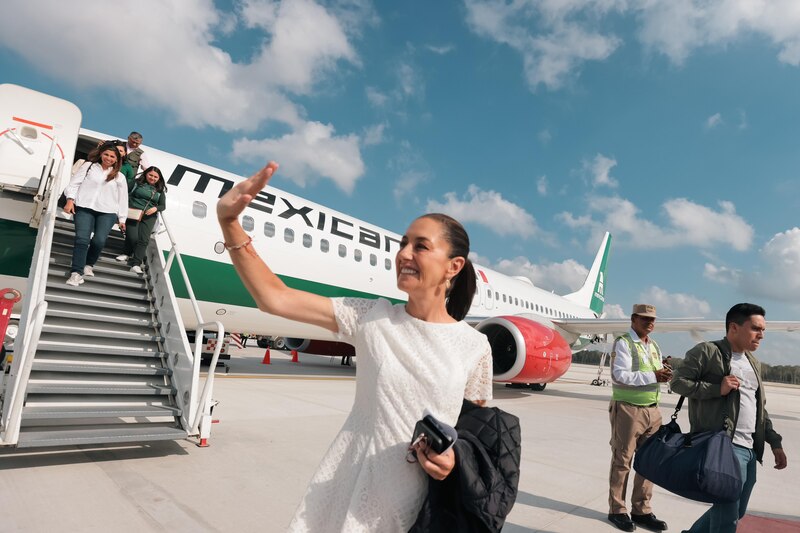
[
  {"xmin": 145, "ymin": 169, "xmax": 160, "ymax": 185},
  {"xmin": 395, "ymin": 217, "xmax": 464, "ymax": 299},
  {"xmin": 116, "ymin": 144, "xmax": 127, "ymax": 159},
  {"xmin": 100, "ymin": 148, "xmax": 118, "ymax": 169}
]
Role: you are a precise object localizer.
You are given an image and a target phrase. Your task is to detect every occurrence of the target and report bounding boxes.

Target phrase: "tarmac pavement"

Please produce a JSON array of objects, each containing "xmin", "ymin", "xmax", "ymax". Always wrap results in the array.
[{"xmin": 0, "ymin": 348, "xmax": 797, "ymax": 532}]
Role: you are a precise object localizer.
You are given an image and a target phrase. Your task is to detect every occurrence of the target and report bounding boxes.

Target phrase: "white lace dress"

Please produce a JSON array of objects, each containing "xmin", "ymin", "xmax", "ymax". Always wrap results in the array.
[{"xmin": 287, "ymin": 297, "xmax": 493, "ymax": 532}]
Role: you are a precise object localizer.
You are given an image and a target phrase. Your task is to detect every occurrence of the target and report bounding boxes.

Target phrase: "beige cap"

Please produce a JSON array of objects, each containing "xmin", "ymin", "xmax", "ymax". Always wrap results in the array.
[{"xmin": 632, "ymin": 303, "xmax": 657, "ymax": 318}]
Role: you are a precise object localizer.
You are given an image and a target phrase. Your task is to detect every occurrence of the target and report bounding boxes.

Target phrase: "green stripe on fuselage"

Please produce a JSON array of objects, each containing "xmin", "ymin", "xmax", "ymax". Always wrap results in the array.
[
  {"xmin": 0, "ymin": 218, "xmax": 37, "ymax": 278},
  {"xmin": 166, "ymin": 253, "xmax": 405, "ymax": 308}
]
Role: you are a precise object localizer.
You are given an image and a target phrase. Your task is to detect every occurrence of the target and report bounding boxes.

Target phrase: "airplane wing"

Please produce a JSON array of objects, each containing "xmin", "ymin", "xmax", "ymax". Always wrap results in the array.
[{"xmin": 555, "ymin": 318, "xmax": 800, "ymax": 336}]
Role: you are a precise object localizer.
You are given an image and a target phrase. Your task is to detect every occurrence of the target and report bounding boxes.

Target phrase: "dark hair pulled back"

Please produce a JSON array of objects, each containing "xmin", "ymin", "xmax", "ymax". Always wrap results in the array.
[
  {"xmin": 419, "ymin": 213, "xmax": 476, "ymax": 322},
  {"xmin": 135, "ymin": 166, "xmax": 168, "ymax": 193}
]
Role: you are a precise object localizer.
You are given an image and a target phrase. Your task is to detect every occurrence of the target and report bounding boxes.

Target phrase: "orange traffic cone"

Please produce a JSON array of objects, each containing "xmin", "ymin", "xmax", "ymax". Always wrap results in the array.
[
  {"xmin": 290, "ymin": 349, "xmax": 299, "ymax": 363},
  {"xmin": 262, "ymin": 348, "xmax": 271, "ymax": 364}
]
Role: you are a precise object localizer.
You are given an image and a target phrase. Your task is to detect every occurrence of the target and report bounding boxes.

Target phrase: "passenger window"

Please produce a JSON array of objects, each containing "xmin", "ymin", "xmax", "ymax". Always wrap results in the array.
[
  {"xmin": 338, "ymin": 244, "xmax": 347, "ymax": 258},
  {"xmin": 354, "ymin": 249, "xmax": 362, "ymax": 262},
  {"xmin": 320, "ymin": 239, "xmax": 329, "ymax": 253},
  {"xmin": 284, "ymin": 228, "xmax": 295, "ymax": 243},
  {"xmin": 242, "ymin": 215, "xmax": 254, "ymax": 232},
  {"xmin": 384, "ymin": 258, "xmax": 392, "ymax": 270},
  {"xmin": 264, "ymin": 222, "xmax": 275, "ymax": 237},
  {"xmin": 487, "ymin": 289, "xmax": 492, "ymax": 299},
  {"xmin": 369, "ymin": 253, "xmax": 377, "ymax": 266},
  {"xmin": 502, "ymin": 294, "xmax": 507, "ymax": 303},
  {"xmin": 192, "ymin": 201, "xmax": 207, "ymax": 218},
  {"xmin": 302, "ymin": 234, "xmax": 312, "ymax": 248},
  {"xmin": 514, "ymin": 297, "xmax": 518, "ymax": 306}
]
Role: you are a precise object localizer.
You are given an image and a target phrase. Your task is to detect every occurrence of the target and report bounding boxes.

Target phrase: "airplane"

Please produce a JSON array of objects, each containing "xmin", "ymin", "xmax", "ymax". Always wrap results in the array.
[{"xmin": 3, "ymin": 83, "xmax": 800, "ymax": 393}]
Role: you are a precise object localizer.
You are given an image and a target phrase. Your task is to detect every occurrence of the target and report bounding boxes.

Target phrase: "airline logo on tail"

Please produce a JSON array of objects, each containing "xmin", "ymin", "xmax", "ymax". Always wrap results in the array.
[{"xmin": 590, "ymin": 235, "xmax": 611, "ymax": 316}]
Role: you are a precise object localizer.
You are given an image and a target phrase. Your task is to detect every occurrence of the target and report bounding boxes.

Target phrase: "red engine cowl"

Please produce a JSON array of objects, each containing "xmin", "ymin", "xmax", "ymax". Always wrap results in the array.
[
  {"xmin": 283, "ymin": 338, "xmax": 355, "ymax": 357},
  {"xmin": 476, "ymin": 316, "xmax": 572, "ymax": 383}
]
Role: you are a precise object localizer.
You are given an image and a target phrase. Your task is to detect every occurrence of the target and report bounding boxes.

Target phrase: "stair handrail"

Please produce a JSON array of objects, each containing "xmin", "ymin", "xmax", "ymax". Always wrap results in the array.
[
  {"xmin": 156, "ymin": 212, "xmax": 223, "ymax": 432},
  {"xmin": 0, "ymin": 301, "xmax": 48, "ymax": 444},
  {"xmin": 0, "ymin": 136, "xmax": 62, "ymax": 438}
]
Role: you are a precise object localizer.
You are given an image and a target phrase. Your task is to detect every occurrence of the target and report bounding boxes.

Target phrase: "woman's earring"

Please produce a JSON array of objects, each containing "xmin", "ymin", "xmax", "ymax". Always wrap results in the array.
[{"xmin": 445, "ymin": 278, "xmax": 451, "ymax": 290}]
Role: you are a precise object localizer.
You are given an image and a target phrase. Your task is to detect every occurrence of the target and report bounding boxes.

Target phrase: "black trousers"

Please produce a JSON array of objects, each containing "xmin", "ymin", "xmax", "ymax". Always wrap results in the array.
[{"xmin": 124, "ymin": 214, "xmax": 157, "ymax": 266}]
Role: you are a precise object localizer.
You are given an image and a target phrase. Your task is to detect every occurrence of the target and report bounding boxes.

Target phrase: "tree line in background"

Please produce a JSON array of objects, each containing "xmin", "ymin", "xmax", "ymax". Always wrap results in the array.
[{"xmin": 572, "ymin": 350, "xmax": 800, "ymax": 385}]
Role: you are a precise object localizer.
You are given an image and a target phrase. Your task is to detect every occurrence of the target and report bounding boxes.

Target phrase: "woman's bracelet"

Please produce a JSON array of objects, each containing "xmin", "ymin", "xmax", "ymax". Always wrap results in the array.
[{"xmin": 224, "ymin": 235, "xmax": 253, "ymax": 251}]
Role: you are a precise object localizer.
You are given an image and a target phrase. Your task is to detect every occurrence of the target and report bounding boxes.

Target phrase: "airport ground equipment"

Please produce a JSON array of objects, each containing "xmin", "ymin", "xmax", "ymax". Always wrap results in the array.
[{"xmin": 0, "ymin": 84, "xmax": 222, "ymax": 448}]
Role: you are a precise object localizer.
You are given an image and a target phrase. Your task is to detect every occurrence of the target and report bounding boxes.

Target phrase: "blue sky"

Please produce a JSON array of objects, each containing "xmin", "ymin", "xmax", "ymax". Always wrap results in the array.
[{"xmin": 3, "ymin": 0, "xmax": 800, "ymax": 363}]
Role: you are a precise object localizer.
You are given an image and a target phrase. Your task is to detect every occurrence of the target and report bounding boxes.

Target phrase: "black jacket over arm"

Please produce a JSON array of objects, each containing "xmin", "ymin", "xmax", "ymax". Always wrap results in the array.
[{"xmin": 409, "ymin": 400, "xmax": 522, "ymax": 533}]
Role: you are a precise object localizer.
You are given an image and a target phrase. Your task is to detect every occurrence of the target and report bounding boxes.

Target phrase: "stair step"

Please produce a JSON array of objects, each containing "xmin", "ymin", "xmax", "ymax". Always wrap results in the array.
[
  {"xmin": 50, "ymin": 242, "xmax": 128, "ymax": 263},
  {"xmin": 49, "ymin": 255, "xmax": 147, "ymax": 280},
  {"xmin": 48, "ymin": 265, "xmax": 147, "ymax": 290},
  {"xmin": 37, "ymin": 338, "xmax": 167, "ymax": 358},
  {"xmin": 16, "ymin": 424, "xmax": 187, "ymax": 448},
  {"xmin": 52, "ymin": 224, "xmax": 126, "ymax": 245},
  {"xmin": 45, "ymin": 281, "xmax": 151, "ymax": 301},
  {"xmin": 26, "ymin": 382, "xmax": 176, "ymax": 395},
  {"xmin": 22, "ymin": 404, "xmax": 181, "ymax": 419},
  {"xmin": 45, "ymin": 304, "xmax": 159, "ymax": 328},
  {"xmin": 41, "ymin": 322, "xmax": 163, "ymax": 343},
  {"xmin": 45, "ymin": 292, "xmax": 154, "ymax": 314},
  {"xmin": 31, "ymin": 361, "xmax": 172, "ymax": 376}
]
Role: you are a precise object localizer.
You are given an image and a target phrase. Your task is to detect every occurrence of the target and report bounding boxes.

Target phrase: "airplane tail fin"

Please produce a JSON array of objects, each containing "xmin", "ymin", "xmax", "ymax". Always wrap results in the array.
[{"xmin": 564, "ymin": 232, "xmax": 612, "ymax": 316}]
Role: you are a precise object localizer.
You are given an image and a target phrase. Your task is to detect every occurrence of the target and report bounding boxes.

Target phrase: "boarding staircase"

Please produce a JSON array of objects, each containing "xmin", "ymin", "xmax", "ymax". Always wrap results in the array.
[
  {"xmin": 10, "ymin": 220, "xmax": 185, "ymax": 447},
  {"xmin": 0, "ymin": 83, "xmax": 223, "ymax": 449}
]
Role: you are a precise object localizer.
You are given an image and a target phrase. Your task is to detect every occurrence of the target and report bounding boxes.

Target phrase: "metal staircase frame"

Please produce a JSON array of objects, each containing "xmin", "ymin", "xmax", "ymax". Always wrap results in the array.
[{"xmin": 0, "ymin": 141, "xmax": 223, "ymax": 447}]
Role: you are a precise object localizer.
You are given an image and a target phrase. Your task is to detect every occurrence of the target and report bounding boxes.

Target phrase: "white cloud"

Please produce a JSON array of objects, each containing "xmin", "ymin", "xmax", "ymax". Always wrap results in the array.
[
  {"xmin": 639, "ymin": 286, "xmax": 711, "ymax": 317},
  {"xmin": 703, "ymin": 263, "xmax": 742, "ymax": 284},
  {"xmin": 362, "ymin": 123, "xmax": 388, "ymax": 146},
  {"xmin": 738, "ymin": 110, "xmax": 749, "ymax": 130},
  {"xmin": 603, "ymin": 303, "xmax": 627, "ymax": 319},
  {"xmin": 426, "ymin": 185, "xmax": 539, "ymax": 238},
  {"xmin": 426, "ymin": 44, "xmax": 455, "ymax": 55},
  {"xmin": 636, "ymin": 0, "xmax": 800, "ymax": 67},
  {"xmin": 705, "ymin": 112, "xmax": 723, "ymax": 129},
  {"xmin": 469, "ymin": 252, "xmax": 589, "ymax": 294},
  {"xmin": 365, "ymin": 86, "xmax": 389, "ymax": 107},
  {"xmin": 393, "ymin": 170, "xmax": 428, "ymax": 203},
  {"xmin": 464, "ymin": 1, "xmax": 800, "ymax": 92},
  {"xmin": 537, "ymin": 175, "xmax": 549, "ymax": 196},
  {"xmin": 232, "ymin": 121, "xmax": 364, "ymax": 193},
  {"xmin": 0, "ymin": 0, "xmax": 370, "ymax": 191},
  {"xmin": 587, "ymin": 153, "xmax": 619, "ymax": 188},
  {"xmin": 397, "ymin": 62, "xmax": 423, "ymax": 98},
  {"xmin": 708, "ymin": 228, "xmax": 800, "ymax": 302},
  {"xmin": 464, "ymin": 0, "xmax": 622, "ymax": 90},
  {"xmin": 538, "ymin": 129, "xmax": 553, "ymax": 144},
  {"xmin": 493, "ymin": 257, "xmax": 589, "ymax": 293},
  {"xmin": 560, "ymin": 196, "xmax": 753, "ymax": 251}
]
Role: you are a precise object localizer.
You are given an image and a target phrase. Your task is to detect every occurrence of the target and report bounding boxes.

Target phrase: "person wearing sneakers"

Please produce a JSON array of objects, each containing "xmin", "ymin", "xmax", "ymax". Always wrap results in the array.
[
  {"xmin": 63, "ymin": 141, "xmax": 128, "ymax": 286},
  {"xmin": 116, "ymin": 166, "xmax": 166, "ymax": 274},
  {"xmin": 607, "ymin": 304, "xmax": 672, "ymax": 532}
]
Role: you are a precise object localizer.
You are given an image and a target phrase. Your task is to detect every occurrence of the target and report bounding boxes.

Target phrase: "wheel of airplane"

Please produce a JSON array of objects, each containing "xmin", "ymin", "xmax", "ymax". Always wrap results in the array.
[
  {"xmin": 273, "ymin": 337, "xmax": 286, "ymax": 350},
  {"xmin": 529, "ymin": 383, "xmax": 547, "ymax": 391},
  {"xmin": 256, "ymin": 337, "xmax": 269, "ymax": 349}
]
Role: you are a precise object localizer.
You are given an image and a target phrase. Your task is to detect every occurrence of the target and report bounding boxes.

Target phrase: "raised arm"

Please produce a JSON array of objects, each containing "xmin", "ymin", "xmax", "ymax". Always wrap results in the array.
[{"xmin": 217, "ymin": 162, "xmax": 337, "ymax": 333}]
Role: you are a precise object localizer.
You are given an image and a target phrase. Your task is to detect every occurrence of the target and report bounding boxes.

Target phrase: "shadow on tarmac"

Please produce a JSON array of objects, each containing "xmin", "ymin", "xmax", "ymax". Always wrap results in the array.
[{"xmin": 0, "ymin": 439, "xmax": 189, "ymax": 470}]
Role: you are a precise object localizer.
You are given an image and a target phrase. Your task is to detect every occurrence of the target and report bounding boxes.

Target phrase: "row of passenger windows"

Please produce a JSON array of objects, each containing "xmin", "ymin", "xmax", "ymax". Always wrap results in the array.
[
  {"xmin": 485, "ymin": 289, "xmax": 578, "ymax": 318},
  {"xmin": 192, "ymin": 202, "xmax": 394, "ymax": 271},
  {"xmin": 192, "ymin": 201, "xmax": 578, "ymax": 315}
]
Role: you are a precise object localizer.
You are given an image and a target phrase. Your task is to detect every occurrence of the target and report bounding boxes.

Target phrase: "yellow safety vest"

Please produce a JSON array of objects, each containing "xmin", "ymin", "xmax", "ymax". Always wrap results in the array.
[{"xmin": 611, "ymin": 333, "xmax": 663, "ymax": 406}]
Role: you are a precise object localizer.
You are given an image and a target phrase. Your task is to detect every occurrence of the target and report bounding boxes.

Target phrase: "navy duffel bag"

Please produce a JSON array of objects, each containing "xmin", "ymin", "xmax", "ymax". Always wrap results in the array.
[{"xmin": 633, "ymin": 398, "xmax": 742, "ymax": 504}]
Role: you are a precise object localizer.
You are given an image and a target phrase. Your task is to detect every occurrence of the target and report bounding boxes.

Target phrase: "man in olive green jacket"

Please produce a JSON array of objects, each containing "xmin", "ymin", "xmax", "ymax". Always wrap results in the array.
[{"xmin": 671, "ymin": 303, "xmax": 787, "ymax": 533}]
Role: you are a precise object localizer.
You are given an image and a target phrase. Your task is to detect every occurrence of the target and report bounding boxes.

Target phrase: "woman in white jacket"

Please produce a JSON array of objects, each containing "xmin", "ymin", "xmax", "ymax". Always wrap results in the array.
[{"xmin": 63, "ymin": 141, "xmax": 128, "ymax": 286}]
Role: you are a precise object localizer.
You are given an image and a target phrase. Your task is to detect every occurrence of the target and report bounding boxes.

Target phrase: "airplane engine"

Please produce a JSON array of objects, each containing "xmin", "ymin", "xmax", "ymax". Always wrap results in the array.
[
  {"xmin": 476, "ymin": 316, "xmax": 572, "ymax": 384},
  {"xmin": 283, "ymin": 338, "xmax": 356, "ymax": 358}
]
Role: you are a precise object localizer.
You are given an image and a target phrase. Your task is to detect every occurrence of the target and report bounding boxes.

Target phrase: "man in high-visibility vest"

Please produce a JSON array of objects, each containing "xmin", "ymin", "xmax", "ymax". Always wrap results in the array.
[{"xmin": 607, "ymin": 304, "xmax": 673, "ymax": 532}]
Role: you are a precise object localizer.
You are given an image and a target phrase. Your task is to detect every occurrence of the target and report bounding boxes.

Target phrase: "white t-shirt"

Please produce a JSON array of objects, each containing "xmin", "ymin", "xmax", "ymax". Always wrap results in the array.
[{"xmin": 730, "ymin": 352, "xmax": 757, "ymax": 448}]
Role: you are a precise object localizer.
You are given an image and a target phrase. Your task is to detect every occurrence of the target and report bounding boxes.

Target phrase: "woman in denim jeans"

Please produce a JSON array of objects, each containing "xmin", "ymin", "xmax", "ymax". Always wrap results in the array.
[{"xmin": 63, "ymin": 141, "xmax": 128, "ymax": 286}]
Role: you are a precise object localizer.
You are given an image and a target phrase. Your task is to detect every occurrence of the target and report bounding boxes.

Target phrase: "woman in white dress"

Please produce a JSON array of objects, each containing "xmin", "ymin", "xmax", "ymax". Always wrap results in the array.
[{"xmin": 217, "ymin": 162, "xmax": 493, "ymax": 532}]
